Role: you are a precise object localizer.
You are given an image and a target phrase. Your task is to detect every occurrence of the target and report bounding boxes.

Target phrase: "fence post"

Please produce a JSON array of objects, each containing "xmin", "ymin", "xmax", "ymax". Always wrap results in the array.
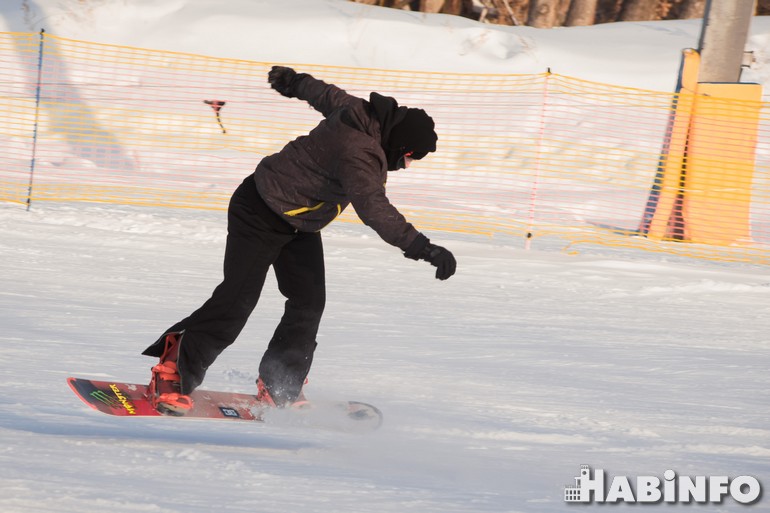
[
  {"xmin": 526, "ymin": 68, "xmax": 551, "ymax": 250},
  {"xmin": 26, "ymin": 28, "xmax": 45, "ymax": 211}
]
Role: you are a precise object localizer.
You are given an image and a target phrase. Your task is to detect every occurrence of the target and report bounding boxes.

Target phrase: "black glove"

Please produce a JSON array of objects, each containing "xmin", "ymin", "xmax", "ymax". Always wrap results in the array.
[
  {"xmin": 268, "ymin": 66, "xmax": 300, "ymax": 98},
  {"xmin": 404, "ymin": 234, "xmax": 456, "ymax": 281}
]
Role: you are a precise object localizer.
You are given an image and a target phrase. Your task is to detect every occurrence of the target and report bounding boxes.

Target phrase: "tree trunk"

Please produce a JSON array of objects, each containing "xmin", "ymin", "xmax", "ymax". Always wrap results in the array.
[
  {"xmin": 565, "ymin": 0, "xmax": 598, "ymax": 25},
  {"xmin": 528, "ymin": 0, "xmax": 560, "ymax": 27},
  {"xmin": 556, "ymin": 0, "xmax": 573, "ymax": 25},
  {"xmin": 490, "ymin": 0, "xmax": 519, "ymax": 24},
  {"xmin": 618, "ymin": 0, "xmax": 658, "ymax": 21},
  {"xmin": 420, "ymin": 0, "xmax": 445, "ymax": 12},
  {"xmin": 441, "ymin": 0, "xmax": 465, "ymax": 15},
  {"xmin": 679, "ymin": 0, "xmax": 707, "ymax": 18}
]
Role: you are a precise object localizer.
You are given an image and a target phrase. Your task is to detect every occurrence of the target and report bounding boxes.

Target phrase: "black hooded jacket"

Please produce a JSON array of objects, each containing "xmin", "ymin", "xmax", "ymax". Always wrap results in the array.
[{"xmin": 253, "ymin": 74, "xmax": 424, "ymax": 251}]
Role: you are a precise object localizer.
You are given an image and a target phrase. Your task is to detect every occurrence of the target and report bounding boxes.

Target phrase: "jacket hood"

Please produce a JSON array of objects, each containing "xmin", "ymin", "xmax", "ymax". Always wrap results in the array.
[{"xmin": 369, "ymin": 92, "xmax": 437, "ymax": 170}]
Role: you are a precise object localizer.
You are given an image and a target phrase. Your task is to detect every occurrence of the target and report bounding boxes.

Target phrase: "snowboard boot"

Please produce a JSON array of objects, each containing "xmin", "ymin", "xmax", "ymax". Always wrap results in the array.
[
  {"xmin": 147, "ymin": 332, "xmax": 193, "ymax": 416},
  {"xmin": 255, "ymin": 377, "xmax": 277, "ymax": 407},
  {"xmin": 256, "ymin": 377, "xmax": 308, "ymax": 409}
]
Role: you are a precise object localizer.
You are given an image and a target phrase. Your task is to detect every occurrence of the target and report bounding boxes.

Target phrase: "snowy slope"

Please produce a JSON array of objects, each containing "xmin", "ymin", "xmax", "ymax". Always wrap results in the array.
[
  {"xmin": 2, "ymin": 203, "xmax": 769, "ymax": 513},
  {"xmin": 1, "ymin": 1, "xmax": 769, "ymax": 512},
  {"xmin": 3, "ymin": 0, "xmax": 770, "ymax": 91}
]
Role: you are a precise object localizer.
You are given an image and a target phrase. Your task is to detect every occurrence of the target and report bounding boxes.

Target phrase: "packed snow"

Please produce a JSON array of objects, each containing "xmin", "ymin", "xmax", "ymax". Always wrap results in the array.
[{"xmin": 1, "ymin": 1, "xmax": 769, "ymax": 512}]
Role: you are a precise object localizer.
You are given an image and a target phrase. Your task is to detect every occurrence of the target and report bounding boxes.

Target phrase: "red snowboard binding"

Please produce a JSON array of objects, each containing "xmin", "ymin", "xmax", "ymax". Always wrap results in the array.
[{"xmin": 147, "ymin": 332, "xmax": 193, "ymax": 416}]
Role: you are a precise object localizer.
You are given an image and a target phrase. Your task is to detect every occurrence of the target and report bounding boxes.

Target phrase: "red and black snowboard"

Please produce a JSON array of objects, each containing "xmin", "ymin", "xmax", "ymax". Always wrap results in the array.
[{"xmin": 67, "ymin": 377, "xmax": 383, "ymax": 432}]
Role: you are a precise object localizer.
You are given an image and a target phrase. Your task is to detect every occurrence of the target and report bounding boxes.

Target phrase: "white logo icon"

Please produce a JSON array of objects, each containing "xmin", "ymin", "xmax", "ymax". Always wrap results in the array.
[{"xmin": 565, "ymin": 465, "xmax": 761, "ymax": 505}]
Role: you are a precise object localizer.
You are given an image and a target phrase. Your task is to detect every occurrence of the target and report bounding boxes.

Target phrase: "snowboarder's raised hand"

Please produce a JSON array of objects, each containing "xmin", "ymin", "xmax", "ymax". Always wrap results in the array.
[
  {"xmin": 268, "ymin": 66, "xmax": 299, "ymax": 98},
  {"xmin": 404, "ymin": 234, "xmax": 457, "ymax": 280}
]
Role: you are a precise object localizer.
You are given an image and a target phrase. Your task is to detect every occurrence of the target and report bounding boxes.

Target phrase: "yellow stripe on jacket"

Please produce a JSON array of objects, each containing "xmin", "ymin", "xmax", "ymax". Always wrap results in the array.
[{"xmin": 284, "ymin": 202, "xmax": 326, "ymax": 217}]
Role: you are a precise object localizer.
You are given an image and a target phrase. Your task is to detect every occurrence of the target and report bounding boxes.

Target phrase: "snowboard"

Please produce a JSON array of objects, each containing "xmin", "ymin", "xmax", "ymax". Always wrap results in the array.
[{"xmin": 67, "ymin": 377, "xmax": 383, "ymax": 432}]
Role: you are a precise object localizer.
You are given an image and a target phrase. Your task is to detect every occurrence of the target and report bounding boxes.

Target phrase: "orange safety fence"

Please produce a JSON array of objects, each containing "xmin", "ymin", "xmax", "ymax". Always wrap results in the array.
[{"xmin": 2, "ymin": 31, "xmax": 770, "ymax": 264}]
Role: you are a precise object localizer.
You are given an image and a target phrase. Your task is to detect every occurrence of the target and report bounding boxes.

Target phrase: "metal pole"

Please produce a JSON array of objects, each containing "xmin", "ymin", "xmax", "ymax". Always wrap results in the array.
[
  {"xmin": 26, "ymin": 28, "xmax": 45, "ymax": 211},
  {"xmin": 697, "ymin": 0, "xmax": 756, "ymax": 83}
]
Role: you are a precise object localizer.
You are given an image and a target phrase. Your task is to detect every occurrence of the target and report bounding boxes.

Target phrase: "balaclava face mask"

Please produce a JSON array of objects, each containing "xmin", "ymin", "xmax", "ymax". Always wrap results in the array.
[{"xmin": 369, "ymin": 92, "xmax": 438, "ymax": 170}]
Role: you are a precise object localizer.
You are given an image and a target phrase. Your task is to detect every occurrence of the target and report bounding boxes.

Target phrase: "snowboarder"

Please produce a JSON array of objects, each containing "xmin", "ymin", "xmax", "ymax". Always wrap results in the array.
[{"xmin": 142, "ymin": 66, "xmax": 457, "ymax": 415}]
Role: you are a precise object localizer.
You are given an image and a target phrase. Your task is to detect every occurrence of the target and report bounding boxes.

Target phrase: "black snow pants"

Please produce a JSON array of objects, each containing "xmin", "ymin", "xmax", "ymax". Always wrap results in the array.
[{"xmin": 142, "ymin": 174, "xmax": 325, "ymax": 405}]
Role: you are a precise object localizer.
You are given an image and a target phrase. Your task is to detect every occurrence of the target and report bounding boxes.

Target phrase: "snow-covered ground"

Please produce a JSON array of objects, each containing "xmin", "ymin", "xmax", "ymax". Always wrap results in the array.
[{"xmin": 1, "ymin": 1, "xmax": 769, "ymax": 512}]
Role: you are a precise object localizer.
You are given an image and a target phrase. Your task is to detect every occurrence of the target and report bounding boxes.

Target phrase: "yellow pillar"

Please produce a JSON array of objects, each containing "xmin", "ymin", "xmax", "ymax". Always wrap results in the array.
[
  {"xmin": 646, "ymin": 49, "xmax": 699, "ymax": 240},
  {"xmin": 682, "ymin": 82, "xmax": 762, "ymax": 245},
  {"xmin": 645, "ymin": 48, "xmax": 762, "ymax": 246}
]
